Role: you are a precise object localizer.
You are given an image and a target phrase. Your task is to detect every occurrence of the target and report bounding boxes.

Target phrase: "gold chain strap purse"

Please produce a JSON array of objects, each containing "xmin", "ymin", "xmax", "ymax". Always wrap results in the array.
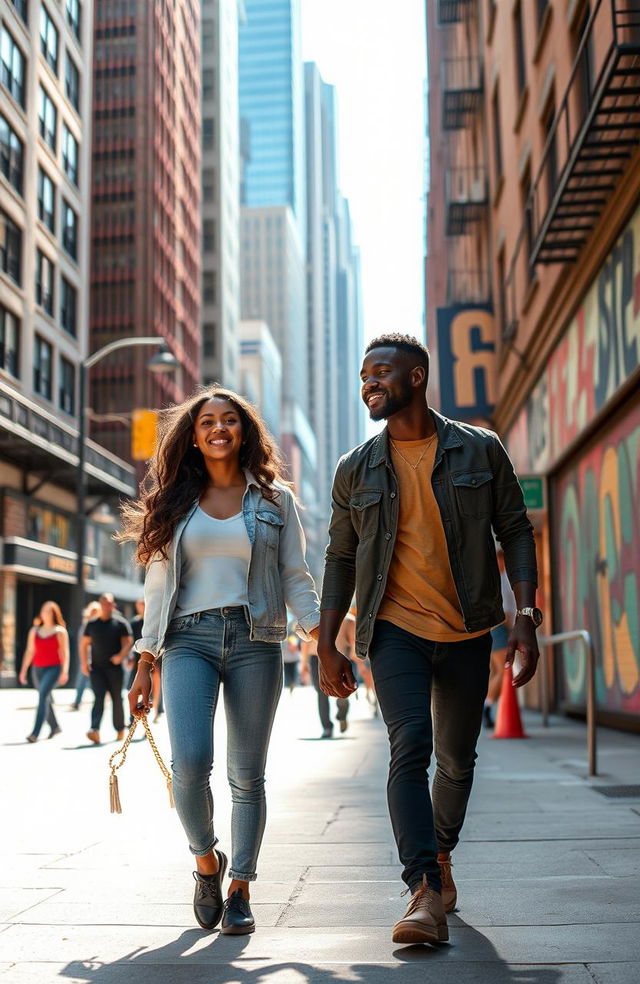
[{"xmin": 108, "ymin": 713, "xmax": 175, "ymax": 814}]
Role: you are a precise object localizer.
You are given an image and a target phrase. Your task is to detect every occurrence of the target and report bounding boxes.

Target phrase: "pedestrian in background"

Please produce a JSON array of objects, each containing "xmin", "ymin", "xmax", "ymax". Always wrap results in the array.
[
  {"xmin": 70, "ymin": 601, "xmax": 101, "ymax": 711},
  {"xmin": 20, "ymin": 601, "xmax": 70, "ymax": 742},
  {"xmin": 301, "ymin": 612, "xmax": 354, "ymax": 738},
  {"xmin": 80, "ymin": 593, "xmax": 132, "ymax": 745},
  {"xmin": 484, "ymin": 552, "xmax": 517, "ymax": 729},
  {"xmin": 318, "ymin": 334, "xmax": 540, "ymax": 946},
  {"xmin": 121, "ymin": 386, "xmax": 320, "ymax": 936},
  {"xmin": 282, "ymin": 628, "xmax": 300, "ymax": 693}
]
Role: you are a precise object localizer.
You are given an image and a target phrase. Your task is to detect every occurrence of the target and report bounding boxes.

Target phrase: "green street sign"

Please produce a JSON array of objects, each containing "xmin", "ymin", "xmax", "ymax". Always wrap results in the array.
[{"xmin": 519, "ymin": 475, "xmax": 545, "ymax": 511}]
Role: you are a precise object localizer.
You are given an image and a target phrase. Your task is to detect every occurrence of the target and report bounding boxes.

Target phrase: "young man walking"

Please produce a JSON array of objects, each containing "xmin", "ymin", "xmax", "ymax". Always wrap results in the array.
[
  {"xmin": 80, "ymin": 593, "xmax": 132, "ymax": 744},
  {"xmin": 318, "ymin": 334, "xmax": 541, "ymax": 945}
]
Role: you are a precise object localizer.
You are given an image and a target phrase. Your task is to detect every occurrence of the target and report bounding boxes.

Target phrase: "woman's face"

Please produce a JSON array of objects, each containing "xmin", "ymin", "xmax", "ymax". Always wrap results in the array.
[
  {"xmin": 193, "ymin": 398, "xmax": 244, "ymax": 465},
  {"xmin": 40, "ymin": 603, "xmax": 56, "ymax": 625}
]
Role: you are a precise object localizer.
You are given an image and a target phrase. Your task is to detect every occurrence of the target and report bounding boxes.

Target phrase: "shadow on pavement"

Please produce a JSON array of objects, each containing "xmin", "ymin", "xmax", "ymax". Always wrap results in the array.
[{"xmin": 57, "ymin": 918, "xmax": 565, "ymax": 984}]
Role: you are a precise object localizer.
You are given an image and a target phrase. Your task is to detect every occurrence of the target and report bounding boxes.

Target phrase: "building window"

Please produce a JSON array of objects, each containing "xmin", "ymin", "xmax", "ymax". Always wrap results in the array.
[
  {"xmin": 40, "ymin": 5, "xmax": 59, "ymax": 75},
  {"xmin": 513, "ymin": 2, "xmax": 527, "ymax": 97},
  {"xmin": 61, "ymin": 199, "xmax": 78, "ymax": 259},
  {"xmin": 574, "ymin": 4, "xmax": 595, "ymax": 127},
  {"xmin": 0, "ymin": 113, "xmax": 24, "ymax": 194},
  {"xmin": 37, "ymin": 167, "xmax": 56, "ymax": 232},
  {"xmin": 59, "ymin": 355, "xmax": 75, "ymax": 415},
  {"xmin": 1, "ymin": 26, "xmax": 26, "ymax": 108},
  {"xmin": 536, "ymin": 0, "xmax": 549, "ymax": 31},
  {"xmin": 62, "ymin": 124, "xmax": 78, "ymax": 183},
  {"xmin": 36, "ymin": 250, "xmax": 55, "ymax": 315},
  {"xmin": 10, "ymin": 1, "xmax": 28, "ymax": 25},
  {"xmin": 203, "ymin": 271, "xmax": 216, "ymax": 303},
  {"xmin": 203, "ymin": 117, "xmax": 215, "ymax": 150},
  {"xmin": 521, "ymin": 164, "xmax": 534, "ymax": 279},
  {"xmin": 202, "ymin": 68, "xmax": 215, "ymax": 100},
  {"xmin": 0, "ymin": 304, "xmax": 20, "ymax": 377},
  {"xmin": 492, "ymin": 85, "xmax": 503, "ymax": 184},
  {"xmin": 39, "ymin": 86, "xmax": 58, "ymax": 151},
  {"xmin": 203, "ymin": 219, "xmax": 215, "ymax": 252},
  {"xmin": 203, "ymin": 167, "xmax": 215, "ymax": 201},
  {"xmin": 0, "ymin": 211, "xmax": 22, "ymax": 285},
  {"xmin": 66, "ymin": 0, "xmax": 81, "ymax": 42},
  {"xmin": 33, "ymin": 334, "xmax": 53, "ymax": 400},
  {"xmin": 542, "ymin": 96, "xmax": 558, "ymax": 209},
  {"xmin": 65, "ymin": 53, "xmax": 80, "ymax": 111},
  {"xmin": 60, "ymin": 276, "xmax": 77, "ymax": 336}
]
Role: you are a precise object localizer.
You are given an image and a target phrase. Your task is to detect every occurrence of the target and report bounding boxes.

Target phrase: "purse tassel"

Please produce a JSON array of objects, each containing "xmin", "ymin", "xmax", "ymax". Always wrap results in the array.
[
  {"xmin": 167, "ymin": 777, "xmax": 175, "ymax": 809},
  {"xmin": 109, "ymin": 772, "xmax": 122, "ymax": 814}
]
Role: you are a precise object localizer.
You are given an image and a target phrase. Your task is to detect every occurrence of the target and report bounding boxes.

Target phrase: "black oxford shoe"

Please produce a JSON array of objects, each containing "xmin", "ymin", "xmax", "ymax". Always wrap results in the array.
[
  {"xmin": 220, "ymin": 889, "xmax": 255, "ymax": 935},
  {"xmin": 192, "ymin": 850, "xmax": 228, "ymax": 930}
]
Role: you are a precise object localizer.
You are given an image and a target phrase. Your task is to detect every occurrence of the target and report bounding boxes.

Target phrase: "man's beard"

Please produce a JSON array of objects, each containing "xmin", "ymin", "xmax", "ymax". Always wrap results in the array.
[{"xmin": 367, "ymin": 381, "xmax": 413, "ymax": 421}]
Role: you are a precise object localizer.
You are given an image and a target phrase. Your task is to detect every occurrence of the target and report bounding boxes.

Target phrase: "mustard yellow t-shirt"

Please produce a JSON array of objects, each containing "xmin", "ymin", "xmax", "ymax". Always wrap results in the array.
[{"xmin": 378, "ymin": 435, "xmax": 488, "ymax": 642}]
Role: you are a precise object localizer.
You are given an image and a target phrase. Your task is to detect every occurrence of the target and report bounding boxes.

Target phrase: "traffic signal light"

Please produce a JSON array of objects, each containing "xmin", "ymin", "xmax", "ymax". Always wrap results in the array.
[{"xmin": 131, "ymin": 409, "xmax": 158, "ymax": 461}]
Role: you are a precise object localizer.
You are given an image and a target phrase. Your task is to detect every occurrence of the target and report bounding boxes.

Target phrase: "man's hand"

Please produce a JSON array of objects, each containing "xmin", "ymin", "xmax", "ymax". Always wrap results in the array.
[
  {"xmin": 110, "ymin": 655, "xmax": 123, "ymax": 665},
  {"xmin": 80, "ymin": 660, "xmax": 89, "ymax": 677},
  {"xmin": 506, "ymin": 616, "xmax": 539, "ymax": 687},
  {"xmin": 317, "ymin": 645, "xmax": 357, "ymax": 698}
]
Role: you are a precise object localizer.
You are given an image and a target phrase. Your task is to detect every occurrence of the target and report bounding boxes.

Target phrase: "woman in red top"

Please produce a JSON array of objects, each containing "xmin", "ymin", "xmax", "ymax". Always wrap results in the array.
[{"xmin": 19, "ymin": 601, "xmax": 70, "ymax": 742}]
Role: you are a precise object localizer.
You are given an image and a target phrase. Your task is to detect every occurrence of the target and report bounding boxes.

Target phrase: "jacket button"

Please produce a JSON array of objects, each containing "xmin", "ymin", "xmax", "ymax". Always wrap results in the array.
[
  {"xmin": 377, "ymin": 573, "xmax": 383, "ymax": 580},
  {"xmin": 385, "ymin": 532, "xmax": 391, "ymax": 540},
  {"xmin": 471, "ymin": 478, "xmax": 477, "ymax": 485},
  {"xmin": 368, "ymin": 613, "xmax": 373, "ymax": 618},
  {"xmin": 390, "ymin": 492, "xmax": 396, "ymax": 499}
]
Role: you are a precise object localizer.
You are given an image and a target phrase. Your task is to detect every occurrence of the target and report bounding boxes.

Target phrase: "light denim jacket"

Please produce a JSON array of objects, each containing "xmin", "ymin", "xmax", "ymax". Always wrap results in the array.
[{"xmin": 135, "ymin": 472, "xmax": 320, "ymax": 658}]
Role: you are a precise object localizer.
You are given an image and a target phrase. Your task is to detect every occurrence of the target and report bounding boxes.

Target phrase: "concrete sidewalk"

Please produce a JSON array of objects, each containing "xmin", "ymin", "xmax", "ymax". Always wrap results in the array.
[{"xmin": 0, "ymin": 683, "xmax": 639, "ymax": 983}]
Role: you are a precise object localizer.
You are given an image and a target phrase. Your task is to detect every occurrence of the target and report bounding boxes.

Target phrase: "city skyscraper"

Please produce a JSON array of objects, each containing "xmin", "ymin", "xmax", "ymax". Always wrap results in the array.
[
  {"xmin": 89, "ymin": 0, "xmax": 202, "ymax": 465},
  {"xmin": 0, "ymin": 0, "xmax": 141, "ymax": 678},
  {"xmin": 305, "ymin": 63, "xmax": 365, "ymax": 544},
  {"xmin": 239, "ymin": 0, "xmax": 305, "ymax": 236},
  {"xmin": 200, "ymin": 0, "xmax": 242, "ymax": 388}
]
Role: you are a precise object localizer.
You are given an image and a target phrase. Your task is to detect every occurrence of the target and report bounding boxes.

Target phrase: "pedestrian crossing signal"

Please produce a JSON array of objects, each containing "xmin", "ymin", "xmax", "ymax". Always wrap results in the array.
[{"xmin": 131, "ymin": 409, "xmax": 158, "ymax": 461}]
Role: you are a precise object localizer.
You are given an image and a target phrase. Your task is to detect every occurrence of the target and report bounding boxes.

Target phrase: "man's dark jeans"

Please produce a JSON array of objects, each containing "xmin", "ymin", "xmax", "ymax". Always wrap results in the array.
[
  {"xmin": 370, "ymin": 619, "xmax": 491, "ymax": 893},
  {"xmin": 90, "ymin": 663, "xmax": 125, "ymax": 732}
]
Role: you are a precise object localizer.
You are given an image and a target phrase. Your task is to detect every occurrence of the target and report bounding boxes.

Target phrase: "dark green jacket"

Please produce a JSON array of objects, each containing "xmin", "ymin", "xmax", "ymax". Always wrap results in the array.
[{"xmin": 321, "ymin": 410, "xmax": 537, "ymax": 658}]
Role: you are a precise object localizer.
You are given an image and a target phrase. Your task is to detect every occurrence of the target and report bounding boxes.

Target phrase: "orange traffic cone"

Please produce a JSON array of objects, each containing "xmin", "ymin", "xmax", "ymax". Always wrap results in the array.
[{"xmin": 492, "ymin": 663, "xmax": 527, "ymax": 739}]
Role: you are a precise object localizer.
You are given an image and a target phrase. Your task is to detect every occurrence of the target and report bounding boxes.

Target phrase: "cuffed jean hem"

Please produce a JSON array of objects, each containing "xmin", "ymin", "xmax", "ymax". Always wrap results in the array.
[
  {"xmin": 189, "ymin": 835, "xmax": 219, "ymax": 858},
  {"xmin": 229, "ymin": 869, "xmax": 257, "ymax": 882}
]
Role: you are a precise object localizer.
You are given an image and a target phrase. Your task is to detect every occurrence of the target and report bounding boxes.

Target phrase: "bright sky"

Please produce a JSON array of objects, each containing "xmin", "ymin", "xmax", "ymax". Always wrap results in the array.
[{"xmin": 301, "ymin": 0, "xmax": 427, "ymax": 345}]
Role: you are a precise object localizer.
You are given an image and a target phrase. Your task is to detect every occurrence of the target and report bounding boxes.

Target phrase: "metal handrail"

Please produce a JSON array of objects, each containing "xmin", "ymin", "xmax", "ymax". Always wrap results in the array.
[{"xmin": 538, "ymin": 630, "xmax": 597, "ymax": 776}]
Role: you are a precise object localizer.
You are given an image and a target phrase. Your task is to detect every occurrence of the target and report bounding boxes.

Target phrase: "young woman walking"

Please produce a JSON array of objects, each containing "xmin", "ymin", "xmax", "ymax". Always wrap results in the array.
[
  {"xmin": 122, "ymin": 387, "xmax": 320, "ymax": 935},
  {"xmin": 20, "ymin": 601, "xmax": 70, "ymax": 742}
]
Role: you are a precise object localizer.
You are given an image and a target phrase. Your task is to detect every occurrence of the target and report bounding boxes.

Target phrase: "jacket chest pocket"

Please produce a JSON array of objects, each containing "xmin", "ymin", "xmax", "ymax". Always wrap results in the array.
[
  {"xmin": 256, "ymin": 509, "xmax": 284, "ymax": 550},
  {"xmin": 350, "ymin": 490, "xmax": 382, "ymax": 542},
  {"xmin": 451, "ymin": 470, "xmax": 493, "ymax": 518}
]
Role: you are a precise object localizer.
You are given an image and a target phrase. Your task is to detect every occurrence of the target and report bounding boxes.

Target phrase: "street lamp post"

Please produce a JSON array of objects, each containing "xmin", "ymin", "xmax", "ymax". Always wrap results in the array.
[{"xmin": 73, "ymin": 337, "xmax": 178, "ymax": 637}]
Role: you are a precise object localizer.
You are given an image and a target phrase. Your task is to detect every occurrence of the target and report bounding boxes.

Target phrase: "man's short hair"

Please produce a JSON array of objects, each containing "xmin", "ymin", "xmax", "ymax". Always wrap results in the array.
[{"xmin": 365, "ymin": 334, "xmax": 430, "ymax": 373}]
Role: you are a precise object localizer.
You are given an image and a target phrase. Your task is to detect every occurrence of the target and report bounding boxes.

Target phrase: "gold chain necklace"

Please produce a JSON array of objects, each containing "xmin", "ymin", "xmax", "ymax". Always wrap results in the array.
[{"xmin": 390, "ymin": 433, "xmax": 437, "ymax": 471}]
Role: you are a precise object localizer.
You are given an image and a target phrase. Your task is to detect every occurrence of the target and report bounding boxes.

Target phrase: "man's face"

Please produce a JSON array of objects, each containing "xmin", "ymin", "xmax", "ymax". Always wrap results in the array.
[
  {"xmin": 360, "ymin": 347, "xmax": 414, "ymax": 421},
  {"xmin": 100, "ymin": 596, "xmax": 115, "ymax": 619}
]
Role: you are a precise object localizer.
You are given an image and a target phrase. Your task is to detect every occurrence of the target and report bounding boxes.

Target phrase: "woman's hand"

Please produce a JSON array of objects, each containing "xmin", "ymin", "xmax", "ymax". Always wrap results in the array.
[
  {"xmin": 18, "ymin": 670, "xmax": 27, "ymax": 686},
  {"xmin": 128, "ymin": 661, "xmax": 154, "ymax": 717},
  {"xmin": 58, "ymin": 670, "xmax": 69, "ymax": 686}
]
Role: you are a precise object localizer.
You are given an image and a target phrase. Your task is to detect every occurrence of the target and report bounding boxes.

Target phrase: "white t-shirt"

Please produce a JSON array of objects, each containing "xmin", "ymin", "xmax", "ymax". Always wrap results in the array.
[{"xmin": 175, "ymin": 507, "xmax": 251, "ymax": 616}]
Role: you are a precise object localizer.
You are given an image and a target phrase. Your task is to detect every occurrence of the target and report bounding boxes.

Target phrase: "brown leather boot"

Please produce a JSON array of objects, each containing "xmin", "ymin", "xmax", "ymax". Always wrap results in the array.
[
  {"xmin": 437, "ymin": 853, "xmax": 457, "ymax": 912},
  {"xmin": 391, "ymin": 875, "xmax": 449, "ymax": 945}
]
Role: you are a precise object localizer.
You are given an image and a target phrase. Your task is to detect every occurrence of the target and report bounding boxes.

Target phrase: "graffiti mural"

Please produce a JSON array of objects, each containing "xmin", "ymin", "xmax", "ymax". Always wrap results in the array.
[
  {"xmin": 555, "ymin": 405, "xmax": 640, "ymax": 715},
  {"xmin": 507, "ymin": 201, "xmax": 640, "ymax": 473},
  {"xmin": 436, "ymin": 305, "xmax": 495, "ymax": 420}
]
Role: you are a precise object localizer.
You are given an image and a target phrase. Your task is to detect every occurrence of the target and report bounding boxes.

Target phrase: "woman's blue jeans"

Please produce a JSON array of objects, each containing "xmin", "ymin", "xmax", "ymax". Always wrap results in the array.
[
  {"xmin": 161, "ymin": 607, "xmax": 283, "ymax": 882},
  {"xmin": 32, "ymin": 665, "xmax": 61, "ymax": 737}
]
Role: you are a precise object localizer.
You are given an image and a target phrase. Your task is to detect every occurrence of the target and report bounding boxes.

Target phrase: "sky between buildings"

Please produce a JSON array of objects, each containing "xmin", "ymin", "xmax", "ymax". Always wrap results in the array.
[{"xmin": 301, "ymin": 0, "xmax": 427, "ymax": 347}]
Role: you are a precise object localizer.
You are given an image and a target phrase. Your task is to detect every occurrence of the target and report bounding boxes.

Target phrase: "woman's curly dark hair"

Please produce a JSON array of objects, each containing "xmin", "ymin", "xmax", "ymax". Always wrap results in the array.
[{"xmin": 119, "ymin": 386, "xmax": 290, "ymax": 566}]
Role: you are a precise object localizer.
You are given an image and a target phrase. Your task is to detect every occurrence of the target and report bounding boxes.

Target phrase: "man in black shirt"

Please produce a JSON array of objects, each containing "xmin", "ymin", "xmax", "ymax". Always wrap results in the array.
[{"xmin": 80, "ymin": 593, "xmax": 132, "ymax": 744}]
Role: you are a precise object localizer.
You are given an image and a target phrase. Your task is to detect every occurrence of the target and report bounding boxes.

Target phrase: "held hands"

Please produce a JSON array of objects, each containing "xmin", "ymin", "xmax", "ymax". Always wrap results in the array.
[
  {"xmin": 128, "ymin": 662, "xmax": 153, "ymax": 718},
  {"xmin": 506, "ymin": 616, "xmax": 540, "ymax": 688},
  {"xmin": 317, "ymin": 645, "xmax": 357, "ymax": 698}
]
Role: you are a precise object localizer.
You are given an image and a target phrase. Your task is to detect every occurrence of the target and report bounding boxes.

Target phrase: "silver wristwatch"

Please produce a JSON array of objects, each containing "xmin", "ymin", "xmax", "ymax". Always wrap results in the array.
[{"xmin": 516, "ymin": 606, "xmax": 543, "ymax": 628}]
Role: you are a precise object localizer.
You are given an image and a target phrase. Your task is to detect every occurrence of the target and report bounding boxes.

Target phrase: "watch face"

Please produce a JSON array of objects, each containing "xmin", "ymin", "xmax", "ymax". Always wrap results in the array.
[{"xmin": 532, "ymin": 607, "xmax": 543, "ymax": 628}]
